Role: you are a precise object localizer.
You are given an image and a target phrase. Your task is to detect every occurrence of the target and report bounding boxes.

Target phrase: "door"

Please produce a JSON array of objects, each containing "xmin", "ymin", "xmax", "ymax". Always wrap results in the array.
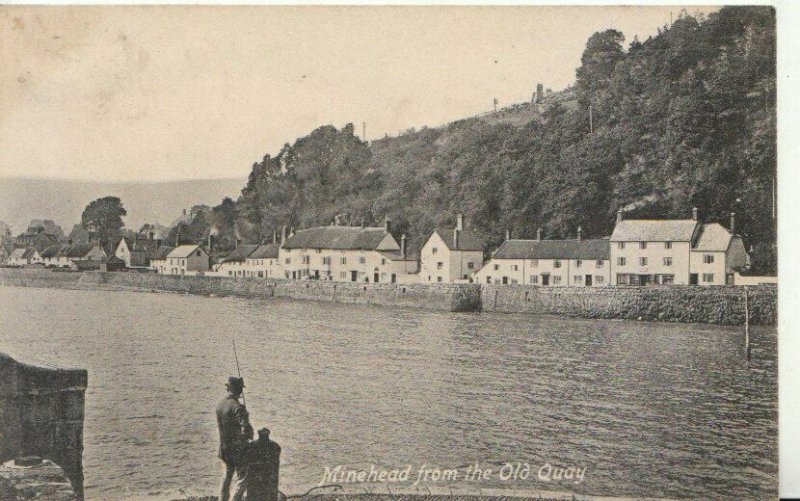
[
  {"xmin": 502, "ymin": 276, "xmax": 508, "ymax": 284},
  {"xmin": 351, "ymin": 271, "xmax": 358, "ymax": 282},
  {"xmin": 542, "ymin": 274, "xmax": 550, "ymax": 286},
  {"xmin": 585, "ymin": 274, "xmax": 592, "ymax": 286},
  {"xmin": 689, "ymin": 273, "xmax": 698, "ymax": 285},
  {"xmin": 374, "ymin": 272, "xmax": 380, "ymax": 283}
]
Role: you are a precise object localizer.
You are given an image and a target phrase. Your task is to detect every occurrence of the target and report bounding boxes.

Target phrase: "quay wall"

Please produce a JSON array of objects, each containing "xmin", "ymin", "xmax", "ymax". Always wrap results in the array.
[
  {"xmin": 481, "ymin": 284, "xmax": 777, "ymax": 325},
  {"xmin": 0, "ymin": 268, "xmax": 777, "ymax": 324},
  {"xmin": 0, "ymin": 352, "xmax": 87, "ymax": 498}
]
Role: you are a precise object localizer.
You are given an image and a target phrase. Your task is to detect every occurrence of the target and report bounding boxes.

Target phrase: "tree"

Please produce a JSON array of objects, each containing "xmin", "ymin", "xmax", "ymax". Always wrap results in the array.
[{"xmin": 81, "ymin": 196, "xmax": 127, "ymax": 246}]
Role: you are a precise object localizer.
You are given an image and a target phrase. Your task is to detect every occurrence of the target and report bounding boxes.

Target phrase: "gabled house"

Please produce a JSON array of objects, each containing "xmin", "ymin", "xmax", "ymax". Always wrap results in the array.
[
  {"xmin": 149, "ymin": 246, "xmax": 175, "ymax": 275},
  {"xmin": 114, "ymin": 235, "xmax": 161, "ymax": 269},
  {"xmin": 689, "ymin": 214, "xmax": 749, "ymax": 285},
  {"xmin": 475, "ymin": 229, "xmax": 610, "ymax": 286},
  {"xmin": 244, "ymin": 244, "xmax": 282, "ymax": 278},
  {"xmin": 7, "ymin": 247, "xmax": 41, "ymax": 267},
  {"xmin": 164, "ymin": 245, "xmax": 210, "ymax": 276},
  {"xmin": 280, "ymin": 219, "xmax": 416, "ymax": 283},
  {"xmin": 41, "ymin": 243, "xmax": 105, "ymax": 268},
  {"xmin": 15, "ymin": 230, "xmax": 59, "ymax": 253},
  {"xmin": 419, "ymin": 214, "xmax": 484, "ymax": 283},
  {"xmin": 211, "ymin": 244, "xmax": 260, "ymax": 278}
]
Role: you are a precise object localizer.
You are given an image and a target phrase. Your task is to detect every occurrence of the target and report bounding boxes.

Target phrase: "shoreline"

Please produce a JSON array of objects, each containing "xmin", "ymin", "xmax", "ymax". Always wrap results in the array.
[{"xmin": 0, "ymin": 268, "xmax": 776, "ymax": 325}]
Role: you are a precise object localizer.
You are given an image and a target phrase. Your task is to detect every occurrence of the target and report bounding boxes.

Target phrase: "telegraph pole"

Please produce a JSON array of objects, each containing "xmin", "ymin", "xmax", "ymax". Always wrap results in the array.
[{"xmin": 589, "ymin": 105, "xmax": 593, "ymax": 133}]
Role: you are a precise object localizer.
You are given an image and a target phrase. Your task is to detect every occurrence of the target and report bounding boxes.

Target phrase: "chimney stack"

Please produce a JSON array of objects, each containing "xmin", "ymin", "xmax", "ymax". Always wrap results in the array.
[
  {"xmin": 175, "ymin": 228, "xmax": 180, "ymax": 247},
  {"xmin": 149, "ymin": 231, "xmax": 155, "ymax": 241},
  {"xmin": 730, "ymin": 212, "xmax": 736, "ymax": 234},
  {"xmin": 616, "ymin": 210, "xmax": 623, "ymax": 224},
  {"xmin": 577, "ymin": 226, "xmax": 582, "ymax": 241},
  {"xmin": 453, "ymin": 228, "xmax": 460, "ymax": 249},
  {"xmin": 155, "ymin": 238, "xmax": 161, "ymax": 250},
  {"xmin": 281, "ymin": 226, "xmax": 287, "ymax": 248},
  {"xmin": 384, "ymin": 217, "xmax": 391, "ymax": 233},
  {"xmin": 272, "ymin": 229, "xmax": 277, "ymax": 245},
  {"xmin": 208, "ymin": 234, "xmax": 213, "ymax": 251},
  {"xmin": 400, "ymin": 234, "xmax": 407, "ymax": 258},
  {"xmin": 505, "ymin": 229, "xmax": 510, "ymax": 241},
  {"xmin": 692, "ymin": 207, "xmax": 699, "ymax": 221},
  {"xmin": 456, "ymin": 213, "xmax": 464, "ymax": 231},
  {"xmin": 537, "ymin": 228, "xmax": 542, "ymax": 241}
]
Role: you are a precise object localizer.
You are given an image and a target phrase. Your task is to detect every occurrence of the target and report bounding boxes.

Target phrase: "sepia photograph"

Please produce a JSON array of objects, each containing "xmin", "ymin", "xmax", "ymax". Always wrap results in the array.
[{"xmin": 0, "ymin": 3, "xmax": 784, "ymax": 500}]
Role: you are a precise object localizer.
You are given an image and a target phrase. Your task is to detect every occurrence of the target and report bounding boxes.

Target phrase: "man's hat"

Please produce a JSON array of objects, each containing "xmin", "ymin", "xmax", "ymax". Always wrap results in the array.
[{"xmin": 226, "ymin": 376, "xmax": 245, "ymax": 390}]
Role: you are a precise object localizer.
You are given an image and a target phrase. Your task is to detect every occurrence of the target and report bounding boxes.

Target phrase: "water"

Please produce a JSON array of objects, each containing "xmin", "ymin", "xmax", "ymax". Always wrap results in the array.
[{"xmin": 0, "ymin": 286, "xmax": 777, "ymax": 500}]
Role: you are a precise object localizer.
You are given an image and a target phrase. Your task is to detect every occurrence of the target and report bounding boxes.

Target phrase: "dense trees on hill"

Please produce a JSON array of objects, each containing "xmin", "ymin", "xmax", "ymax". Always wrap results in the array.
[{"xmin": 202, "ymin": 7, "xmax": 775, "ymax": 272}]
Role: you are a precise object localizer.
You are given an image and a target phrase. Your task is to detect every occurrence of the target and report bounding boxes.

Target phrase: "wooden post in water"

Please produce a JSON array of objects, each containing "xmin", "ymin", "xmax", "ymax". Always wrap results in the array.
[{"xmin": 744, "ymin": 286, "xmax": 751, "ymax": 361}]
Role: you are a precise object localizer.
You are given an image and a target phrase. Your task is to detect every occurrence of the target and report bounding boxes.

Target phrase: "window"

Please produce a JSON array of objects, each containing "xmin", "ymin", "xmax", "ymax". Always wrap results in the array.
[
  {"xmin": 494, "ymin": 264, "xmax": 500, "ymax": 271},
  {"xmin": 554, "ymin": 260, "xmax": 562, "ymax": 268},
  {"xmin": 486, "ymin": 276, "xmax": 492, "ymax": 284},
  {"xmin": 532, "ymin": 259, "xmax": 539, "ymax": 267},
  {"xmin": 664, "ymin": 242, "xmax": 672, "ymax": 249},
  {"xmin": 437, "ymin": 276, "xmax": 442, "ymax": 283},
  {"xmin": 530, "ymin": 275, "xmax": 538, "ymax": 284},
  {"xmin": 323, "ymin": 257, "xmax": 331, "ymax": 265},
  {"xmin": 576, "ymin": 260, "xmax": 582, "ymax": 268},
  {"xmin": 639, "ymin": 257, "xmax": 648, "ymax": 266},
  {"xmin": 228, "ymin": 271, "xmax": 233, "ymax": 276},
  {"xmin": 704, "ymin": 254, "xmax": 715, "ymax": 264},
  {"xmin": 617, "ymin": 242, "xmax": 625, "ymax": 249},
  {"xmin": 437, "ymin": 262, "xmax": 443, "ymax": 269},
  {"xmin": 467, "ymin": 262, "xmax": 474, "ymax": 269},
  {"xmin": 553, "ymin": 276, "xmax": 562, "ymax": 285},
  {"xmin": 432, "ymin": 247, "xmax": 438, "ymax": 254},
  {"xmin": 617, "ymin": 257, "xmax": 626, "ymax": 266},
  {"xmin": 381, "ymin": 258, "xmax": 387, "ymax": 265},
  {"xmin": 340, "ymin": 257, "xmax": 347, "ymax": 265},
  {"xmin": 512, "ymin": 265, "xmax": 518, "ymax": 271},
  {"xmin": 640, "ymin": 242, "xmax": 647, "ymax": 250},
  {"xmin": 663, "ymin": 257, "xmax": 672, "ymax": 266},
  {"xmin": 359, "ymin": 256, "xmax": 366, "ymax": 264},
  {"xmin": 573, "ymin": 275, "xmax": 582, "ymax": 284},
  {"xmin": 196, "ymin": 250, "xmax": 202, "ymax": 257},
  {"xmin": 595, "ymin": 275, "xmax": 604, "ymax": 284},
  {"xmin": 596, "ymin": 260, "xmax": 604, "ymax": 267},
  {"xmin": 703, "ymin": 273, "xmax": 714, "ymax": 283},
  {"xmin": 340, "ymin": 271, "xmax": 347, "ymax": 279},
  {"xmin": 284, "ymin": 257, "xmax": 290, "ymax": 265},
  {"xmin": 302, "ymin": 255, "xmax": 310, "ymax": 264}
]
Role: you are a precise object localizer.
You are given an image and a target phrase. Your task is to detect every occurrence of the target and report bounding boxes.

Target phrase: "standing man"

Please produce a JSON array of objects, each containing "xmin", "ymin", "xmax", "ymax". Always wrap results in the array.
[{"xmin": 217, "ymin": 376, "xmax": 254, "ymax": 501}]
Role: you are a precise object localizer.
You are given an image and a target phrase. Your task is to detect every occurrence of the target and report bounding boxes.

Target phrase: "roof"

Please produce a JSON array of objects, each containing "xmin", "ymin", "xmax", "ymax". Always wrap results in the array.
[
  {"xmin": 431, "ymin": 228, "xmax": 484, "ymax": 251},
  {"xmin": 248, "ymin": 244, "xmax": 280, "ymax": 259},
  {"xmin": 493, "ymin": 239, "xmax": 610, "ymax": 260},
  {"xmin": 378, "ymin": 250, "xmax": 417, "ymax": 262},
  {"xmin": 41, "ymin": 244, "xmax": 62, "ymax": 258},
  {"xmin": 223, "ymin": 244, "xmax": 260, "ymax": 263},
  {"xmin": 21, "ymin": 248, "xmax": 38, "ymax": 259},
  {"xmin": 283, "ymin": 226, "xmax": 391, "ymax": 250},
  {"xmin": 151, "ymin": 246, "xmax": 175, "ymax": 260},
  {"xmin": 167, "ymin": 245, "xmax": 206, "ymax": 258},
  {"xmin": 693, "ymin": 223, "xmax": 733, "ymax": 252},
  {"xmin": 62, "ymin": 243, "xmax": 100, "ymax": 258},
  {"xmin": 9, "ymin": 248, "xmax": 27, "ymax": 259},
  {"xmin": 610, "ymin": 219, "xmax": 699, "ymax": 242},
  {"xmin": 116, "ymin": 236, "xmax": 160, "ymax": 256}
]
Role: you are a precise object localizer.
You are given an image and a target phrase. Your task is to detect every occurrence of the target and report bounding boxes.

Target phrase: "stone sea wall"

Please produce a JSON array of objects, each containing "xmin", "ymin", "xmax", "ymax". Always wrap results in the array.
[
  {"xmin": 0, "ymin": 268, "xmax": 777, "ymax": 324},
  {"xmin": 481, "ymin": 284, "xmax": 777, "ymax": 325},
  {"xmin": 0, "ymin": 352, "xmax": 87, "ymax": 498}
]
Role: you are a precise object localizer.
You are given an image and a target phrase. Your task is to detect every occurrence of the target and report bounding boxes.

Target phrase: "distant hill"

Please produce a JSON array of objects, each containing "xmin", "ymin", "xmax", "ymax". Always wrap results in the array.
[{"xmin": 0, "ymin": 177, "xmax": 245, "ymax": 236}]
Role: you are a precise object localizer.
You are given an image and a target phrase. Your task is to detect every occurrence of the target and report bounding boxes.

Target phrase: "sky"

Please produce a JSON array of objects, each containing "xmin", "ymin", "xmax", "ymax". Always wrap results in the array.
[{"xmin": 0, "ymin": 5, "xmax": 720, "ymax": 183}]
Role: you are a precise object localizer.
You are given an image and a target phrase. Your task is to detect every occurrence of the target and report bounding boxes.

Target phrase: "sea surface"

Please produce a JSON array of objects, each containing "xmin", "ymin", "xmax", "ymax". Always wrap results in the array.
[{"xmin": 0, "ymin": 286, "xmax": 777, "ymax": 500}]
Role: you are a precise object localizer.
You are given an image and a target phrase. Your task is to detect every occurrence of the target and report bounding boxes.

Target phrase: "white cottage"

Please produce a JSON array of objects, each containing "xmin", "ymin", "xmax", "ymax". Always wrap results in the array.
[{"xmin": 419, "ymin": 214, "xmax": 484, "ymax": 283}]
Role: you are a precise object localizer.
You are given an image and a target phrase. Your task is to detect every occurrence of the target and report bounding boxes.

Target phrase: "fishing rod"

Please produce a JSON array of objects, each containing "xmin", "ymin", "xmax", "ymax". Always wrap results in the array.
[{"xmin": 232, "ymin": 339, "xmax": 246, "ymax": 407}]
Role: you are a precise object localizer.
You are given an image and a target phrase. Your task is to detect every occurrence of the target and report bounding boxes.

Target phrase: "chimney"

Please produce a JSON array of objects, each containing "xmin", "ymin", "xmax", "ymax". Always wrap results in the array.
[
  {"xmin": 692, "ymin": 207, "xmax": 699, "ymax": 221},
  {"xmin": 175, "ymin": 228, "xmax": 180, "ymax": 247},
  {"xmin": 272, "ymin": 229, "xmax": 277, "ymax": 245},
  {"xmin": 149, "ymin": 231, "xmax": 155, "ymax": 241},
  {"xmin": 400, "ymin": 234, "xmax": 407, "ymax": 258},
  {"xmin": 183, "ymin": 208, "xmax": 187, "ymax": 216},
  {"xmin": 453, "ymin": 228, "xmax": 460, "ymax": 249},
  {"xmin": 505, "ymin": 229, "xmax": 510, "ymax": 241},
  {"xmin": 577, "ymin": 226, "xmax": 582, "ymax": 241},
  {"xmin": 155, "ymin": 238, "xmax": 161, "ymax": 250},
  {"xmin": 616, "ymin": 210, "xmax": 623, "ymax": 223},
  {"xmin": 456, "ymin": 213, "xmax": 464, "ymax": 231},
  {"xmin": 730, "ymin": 212, "xmax": 736, "ymax": 234},
  {"xmin": 537, "ymin": 228, "xmax": 542, "ymax": 241},
  {"xmin": 208, "ymin": 234, "xmax": 213, "ymax": 250},
  {"xmin": 384, "ymin": 217, "xmax": 391, "ymax": 233},
  {"xmin": 281, "ymin": 225, "xmax": 287, "ymax": 248}
]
